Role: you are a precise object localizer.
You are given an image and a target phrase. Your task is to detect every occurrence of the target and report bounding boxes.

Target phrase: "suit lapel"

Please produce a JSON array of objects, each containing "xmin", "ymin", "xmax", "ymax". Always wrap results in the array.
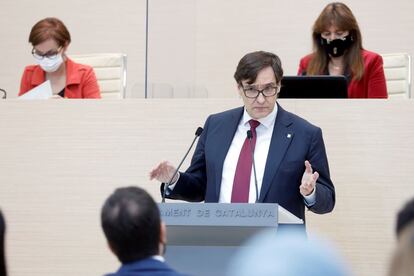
[
  {"xmin": 213, "ymin": 107, "xmax": 243, "ymax": 199},
  {"xmin": 259, "ymin": 104, "xmax": 294, "ymax": 202}
]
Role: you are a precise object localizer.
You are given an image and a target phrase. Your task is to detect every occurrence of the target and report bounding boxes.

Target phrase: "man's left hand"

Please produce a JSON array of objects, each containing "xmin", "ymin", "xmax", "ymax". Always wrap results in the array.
[{"xmin": 300, "ymin": 160, "xmax": 319, "ymax": 196}]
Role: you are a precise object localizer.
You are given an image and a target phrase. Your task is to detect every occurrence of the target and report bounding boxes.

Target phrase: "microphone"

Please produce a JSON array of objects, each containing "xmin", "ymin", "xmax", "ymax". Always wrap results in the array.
[
  {"xmin": 161, "ymin": 127, "xmax": 204, "ymax": 203},
  {"xmin": 247, "ymin": 130, "xmax": 259, "ymax": 203}
]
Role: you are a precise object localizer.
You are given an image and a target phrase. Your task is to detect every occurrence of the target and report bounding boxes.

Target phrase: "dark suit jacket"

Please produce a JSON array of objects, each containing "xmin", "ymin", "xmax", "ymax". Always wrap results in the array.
[
  {"xmin": 105, "ymin": 257, "xmax": 187, "ymax": 276},
  {"xmin": 166, "ymin": 104, "xmax": 335, "ymax": 221}
]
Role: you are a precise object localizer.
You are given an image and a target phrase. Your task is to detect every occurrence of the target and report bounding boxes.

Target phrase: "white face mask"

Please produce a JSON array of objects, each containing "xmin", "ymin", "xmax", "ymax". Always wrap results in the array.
[{"xmin": 35, "ymin": 53, "xmax": 64, "ymax": 73}]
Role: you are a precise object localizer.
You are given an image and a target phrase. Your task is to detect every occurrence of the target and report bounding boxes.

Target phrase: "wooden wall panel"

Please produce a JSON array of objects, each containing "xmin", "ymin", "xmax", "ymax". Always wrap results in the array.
[{"xmin": 0, "ymin": 99, "xmax": 412, "ymax": 275}]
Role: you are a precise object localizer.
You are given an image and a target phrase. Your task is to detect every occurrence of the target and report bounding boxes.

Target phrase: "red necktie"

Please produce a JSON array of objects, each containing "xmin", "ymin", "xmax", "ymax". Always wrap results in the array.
[{"xmin": 231, "ymin": 120, "xmax": 260, "ymax": 203}]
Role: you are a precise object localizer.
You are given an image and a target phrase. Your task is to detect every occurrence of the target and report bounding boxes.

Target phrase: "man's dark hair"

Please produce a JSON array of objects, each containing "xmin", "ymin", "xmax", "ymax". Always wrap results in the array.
[
  {"xmin": 101, "ymin": 187, "xmax": 161, "ymax": 264},
  {"xmin": 396, "ymin": 198, "xmax": 414, "ymax": 237},
  {"xmin": 234, "ymin": 51, "xmax": 284, "ymax": 86},
  {"xmin": 0, "ymin": 209, "xmax": 7, "ymax": 276}
]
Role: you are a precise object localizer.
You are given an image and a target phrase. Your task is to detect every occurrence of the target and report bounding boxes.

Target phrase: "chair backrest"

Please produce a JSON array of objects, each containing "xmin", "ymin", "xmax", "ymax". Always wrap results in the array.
[
  {"xmin": 381, "ymin": 53, "xmax": 411, "ymax": 99},
  {"xmin": 70, "ymin": 53, "xmax": 127, "ymax": 99}
]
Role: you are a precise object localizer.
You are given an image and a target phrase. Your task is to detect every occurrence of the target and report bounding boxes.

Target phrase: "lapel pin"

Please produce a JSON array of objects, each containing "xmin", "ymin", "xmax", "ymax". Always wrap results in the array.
[{"xmin": 287, "ymin": 133, "xmax": 292, "ymax": 139}]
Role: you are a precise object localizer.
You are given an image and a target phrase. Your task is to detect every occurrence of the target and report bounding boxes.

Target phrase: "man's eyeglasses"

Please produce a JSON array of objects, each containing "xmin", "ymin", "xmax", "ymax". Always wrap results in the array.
[
  {"xmin": 242, "ymin": 85, "xmax": 279, "ymax": 98},
  {"xmin": 32, "ymin": 47, "xmax": 62, "ymax": 60}
]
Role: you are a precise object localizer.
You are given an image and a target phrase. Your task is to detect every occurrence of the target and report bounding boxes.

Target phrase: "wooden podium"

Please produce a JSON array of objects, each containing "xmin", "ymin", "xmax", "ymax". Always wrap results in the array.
[{"xmin": 159, "ymin": 203, "xmax": 303, "ymax": 276}]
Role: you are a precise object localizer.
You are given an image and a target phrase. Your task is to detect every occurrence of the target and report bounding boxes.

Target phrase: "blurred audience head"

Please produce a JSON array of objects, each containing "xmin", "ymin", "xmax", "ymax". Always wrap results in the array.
[
  {"xmin": 396, "ymin": 197, "xmax": 414, "ymax": 241},
  {"xmin": 226, "ymin": 229, "xmax": 349, "ymax": 276},
  {"xmin": 101, "ymin": 186, "xmax": 166, "ymax": 264},
  {"xmin": 0, "ymin": 209, "xmax": 7, "ymax": 276}
]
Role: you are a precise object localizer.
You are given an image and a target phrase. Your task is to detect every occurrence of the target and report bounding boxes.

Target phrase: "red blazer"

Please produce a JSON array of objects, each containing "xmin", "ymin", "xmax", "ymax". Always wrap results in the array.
[
  {"xmin": 19, "ymin": 58, "xmax": 101, "ymax": 99},
  {"xmin": 298, "ymin": 49, "xmax": 388, "ymax": 98}
]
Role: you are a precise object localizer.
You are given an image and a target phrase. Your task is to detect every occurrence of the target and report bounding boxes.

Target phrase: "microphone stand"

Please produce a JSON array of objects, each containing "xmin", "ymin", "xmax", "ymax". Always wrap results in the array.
[{"xmin": 161, "ymin": 127, "xmax": 203, "ymax": 203}]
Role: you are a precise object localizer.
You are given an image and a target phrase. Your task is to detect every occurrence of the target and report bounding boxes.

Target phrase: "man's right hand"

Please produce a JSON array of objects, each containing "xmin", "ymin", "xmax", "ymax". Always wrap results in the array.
[{"xmin": 149, "ymin": 161, "xmax": 179, "ymax": 183}]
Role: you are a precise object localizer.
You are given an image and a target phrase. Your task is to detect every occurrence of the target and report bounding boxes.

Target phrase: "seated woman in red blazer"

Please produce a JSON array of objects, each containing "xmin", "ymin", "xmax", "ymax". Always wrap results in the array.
[
  {"xmin": 19, "ymin": 17, "xmax": 101, "ymax": 99},
  {"xmin": 298, "ymin": 2, "xmax": 387, "ymax": 98}
]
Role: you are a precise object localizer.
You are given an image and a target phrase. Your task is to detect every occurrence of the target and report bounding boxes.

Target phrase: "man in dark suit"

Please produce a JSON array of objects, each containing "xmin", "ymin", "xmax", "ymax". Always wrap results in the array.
[
  {"xmin": 150, "ymin": 51, "xmax": 335, "ymax": 221},
  {"xmin": 101, "ymin": 187, "xmax": 188, "ymax": 276}
]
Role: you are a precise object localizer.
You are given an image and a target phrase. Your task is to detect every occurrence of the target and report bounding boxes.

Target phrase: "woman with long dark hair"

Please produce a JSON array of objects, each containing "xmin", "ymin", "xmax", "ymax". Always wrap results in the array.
[{"xmin": 298, "ymin": 2, "xmax": 387, "ymax": 98}]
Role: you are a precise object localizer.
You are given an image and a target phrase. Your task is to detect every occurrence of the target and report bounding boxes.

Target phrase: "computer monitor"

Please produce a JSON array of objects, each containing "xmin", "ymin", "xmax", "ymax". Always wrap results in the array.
[{"xmin": 278, "ymin": 75, "xmax": 348, "ymax": 98}]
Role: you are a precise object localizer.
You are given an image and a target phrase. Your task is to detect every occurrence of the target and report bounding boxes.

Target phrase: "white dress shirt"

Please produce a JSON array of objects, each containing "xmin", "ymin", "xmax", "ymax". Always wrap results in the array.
[
  {"xmin": 219, "ymin": 106, "xmax": 316, "ymax": 204},
  {"xmin": 219, "ymin": 106, "xmax": 277, "ymax": 203}
]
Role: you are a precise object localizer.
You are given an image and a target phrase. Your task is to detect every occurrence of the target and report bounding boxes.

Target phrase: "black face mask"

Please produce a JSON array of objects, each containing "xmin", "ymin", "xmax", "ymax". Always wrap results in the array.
[{"xmin": 320, "ymin": 35, "xmax": 353, "ymax": 57}]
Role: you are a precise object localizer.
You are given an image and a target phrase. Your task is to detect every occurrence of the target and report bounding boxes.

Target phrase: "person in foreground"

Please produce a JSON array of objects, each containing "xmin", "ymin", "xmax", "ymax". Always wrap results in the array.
[
  {"xmin": 395, "ymin": 197, "xmax": 414, "ymax": 243},
  {"xmin": 298, "ymin": 2, "xmax": 387, "ymax": 98},
  {"xmin": 101, "ymin": 186, "xmax": 188, "ymax": 276},
  {"xmin": 0, "ymin": 209, "xmax": 7, "ymax": 276},
  {"xmin": 226, "ymin": 229, "xmax": 349, "ymax": 276},
  {"xmin": 19, "ymin": 17, "xmax": 101, "ymax": 99},
  {"xmin": 150, "ymin": 51, "xmax": 335, "ymax": 222},
  {"xmin": 388, "ymin": 197, "xmax": 414, "ymax": 276}
]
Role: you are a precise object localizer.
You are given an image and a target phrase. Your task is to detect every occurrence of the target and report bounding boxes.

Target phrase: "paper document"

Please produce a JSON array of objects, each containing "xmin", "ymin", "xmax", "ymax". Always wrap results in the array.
[
  {"xmin": 278, "ymin": 205, "xmax": 304, "ymax": 224},
  {"xmin": 19, "ymin": 80, "xmax": 53, "ymax": 99}
]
